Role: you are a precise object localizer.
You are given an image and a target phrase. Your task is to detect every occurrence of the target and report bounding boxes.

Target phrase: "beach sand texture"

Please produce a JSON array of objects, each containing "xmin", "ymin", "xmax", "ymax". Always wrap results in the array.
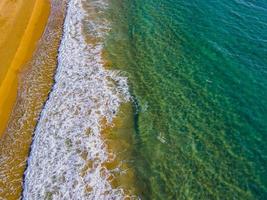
[
  {"xmin": 0, "ymin": 0, "xmax": 58, "ymax": 199},
  {"xmin": 0, "ymin": 0, "xmax": 50, "ymax": 136}
]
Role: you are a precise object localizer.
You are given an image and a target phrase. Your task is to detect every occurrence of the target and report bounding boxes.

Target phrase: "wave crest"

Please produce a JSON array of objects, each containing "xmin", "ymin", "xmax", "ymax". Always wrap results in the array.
[{"xmin": 23, "ymin": 0, "xmax": 130, "ymax": 199}]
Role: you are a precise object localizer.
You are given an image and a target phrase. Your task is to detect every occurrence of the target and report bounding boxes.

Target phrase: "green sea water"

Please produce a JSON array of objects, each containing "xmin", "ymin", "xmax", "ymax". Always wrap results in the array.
[{"xmin": 105, "ymin": 0, "xmax": 267, "ymax": 199}]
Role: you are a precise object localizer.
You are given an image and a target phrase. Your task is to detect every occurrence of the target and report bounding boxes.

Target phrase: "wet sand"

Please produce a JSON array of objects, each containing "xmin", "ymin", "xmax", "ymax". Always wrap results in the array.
[
  {"xmin": 0, "ymin": 0, "xmax": 66, "ymax": 199},
  {"xmin": 0, "ymin": 0, "xmax": 50, "ymax": 136}
]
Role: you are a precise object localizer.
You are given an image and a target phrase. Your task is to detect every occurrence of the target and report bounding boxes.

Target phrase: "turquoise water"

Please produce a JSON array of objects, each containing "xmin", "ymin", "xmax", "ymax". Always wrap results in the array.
[{"xmin": 106, "ymin": 0, "xmax": 267, "ymax": 199}]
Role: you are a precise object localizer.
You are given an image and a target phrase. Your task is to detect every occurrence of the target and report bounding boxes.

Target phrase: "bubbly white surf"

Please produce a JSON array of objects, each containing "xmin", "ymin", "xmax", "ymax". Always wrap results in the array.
[{"xmin": 23, "ymin": 0, "xmax": 130, "ymax": 199}]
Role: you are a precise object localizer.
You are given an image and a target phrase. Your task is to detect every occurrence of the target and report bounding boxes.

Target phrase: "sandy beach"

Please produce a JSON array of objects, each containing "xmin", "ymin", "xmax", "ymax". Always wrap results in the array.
[
  {"xmin": 0, "ymin": 0, "xmax": 50, "ymax": 136},
  {"xmin": 0, "ymin": 0, "xmax": 66, "ymax": 198}
]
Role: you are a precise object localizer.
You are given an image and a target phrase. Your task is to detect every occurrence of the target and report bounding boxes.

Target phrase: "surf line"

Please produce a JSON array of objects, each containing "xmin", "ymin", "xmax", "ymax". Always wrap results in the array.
[
  {"xmin": 20, "ymin": 0, "xmax": 68, "ymax": 198},
  {"xmin": 22, "ymin": 0, "xmax": 131, "ymax": 199}
]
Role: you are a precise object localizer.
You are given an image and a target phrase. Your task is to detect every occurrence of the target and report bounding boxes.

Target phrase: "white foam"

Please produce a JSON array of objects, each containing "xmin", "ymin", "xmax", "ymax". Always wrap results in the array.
[{"xmin": 23, "ymin": 0, "xmax": 130, "ymax": 199}]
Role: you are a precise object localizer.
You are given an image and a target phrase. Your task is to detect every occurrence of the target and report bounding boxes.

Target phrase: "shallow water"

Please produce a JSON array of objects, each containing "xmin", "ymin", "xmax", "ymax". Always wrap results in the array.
[{"xmin": 105, "ymin": 0, "xmax": 267, "ymax": 199}]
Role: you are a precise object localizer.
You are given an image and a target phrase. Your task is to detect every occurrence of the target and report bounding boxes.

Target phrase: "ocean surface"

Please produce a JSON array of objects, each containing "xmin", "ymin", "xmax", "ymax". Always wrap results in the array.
[
  {"xmin": 105, "ymin": 0, "xmax": 267, "ymax": 199},
  {"xmin": 22, "ymin": 0, "xmax": 267, "ymax": 199}
]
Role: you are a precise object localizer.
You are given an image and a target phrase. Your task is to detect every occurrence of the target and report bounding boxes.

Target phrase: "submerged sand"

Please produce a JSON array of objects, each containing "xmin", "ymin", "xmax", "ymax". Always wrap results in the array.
[{"xmin": 0, "ymin": 0, "xmax": 50, "ymax": 136}]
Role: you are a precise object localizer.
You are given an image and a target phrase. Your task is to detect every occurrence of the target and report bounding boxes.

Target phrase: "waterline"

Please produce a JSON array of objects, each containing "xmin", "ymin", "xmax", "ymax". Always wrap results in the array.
[{"xmin": 23, "ymin": 0, "xmax": 133, "ymax": 199}]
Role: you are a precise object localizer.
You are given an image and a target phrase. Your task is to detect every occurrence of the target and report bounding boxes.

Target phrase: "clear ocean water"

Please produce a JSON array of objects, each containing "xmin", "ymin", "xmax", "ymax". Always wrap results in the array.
[{"xmin": 105, "ymin": 0, "xmax": 267, "ymax": 199}]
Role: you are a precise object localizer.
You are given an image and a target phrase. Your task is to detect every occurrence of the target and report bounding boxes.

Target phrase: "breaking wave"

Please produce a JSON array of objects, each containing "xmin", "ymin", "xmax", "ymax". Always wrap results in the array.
[{"xmin": 23, "ymin": 0, "xmax": 131, "ymax": 199}]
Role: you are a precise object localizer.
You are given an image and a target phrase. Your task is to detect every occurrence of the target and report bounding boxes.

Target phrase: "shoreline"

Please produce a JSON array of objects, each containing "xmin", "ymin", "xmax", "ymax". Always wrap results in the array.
[
  {"xmin": 0, "ymin": 1, "xmax": 67, "ymax": 199},
  {"xmin": 21, "ymin": 0, "xmax": 69, "ymax": 198},
  {"xmin": 0, "ymin": 0, "xmax": 50, "ymax": 136},
  {"xmin": 22, "ymin": 0, "xmax": 134, "ymax": 198}
]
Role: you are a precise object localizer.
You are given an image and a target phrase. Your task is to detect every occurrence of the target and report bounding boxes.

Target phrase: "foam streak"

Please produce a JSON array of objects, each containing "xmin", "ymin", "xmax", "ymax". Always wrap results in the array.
[{"xmin": 23, "ymin": 0, "xmax": 130, "ymax": 199}]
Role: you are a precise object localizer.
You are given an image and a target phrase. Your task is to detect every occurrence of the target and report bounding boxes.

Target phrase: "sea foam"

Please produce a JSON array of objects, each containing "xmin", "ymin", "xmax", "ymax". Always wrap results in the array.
[{"xmin": 23, "ymin": 0, "xmax": 130, "ymax": 199}]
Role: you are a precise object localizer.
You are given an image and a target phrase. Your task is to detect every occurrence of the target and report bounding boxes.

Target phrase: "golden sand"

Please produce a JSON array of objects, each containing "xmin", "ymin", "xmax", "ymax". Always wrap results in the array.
[
  {"xmin": 0, "ymin": 0, "xmax": 50, "ymax": 136},
  {"xmin": 0, "ymin": 1, "xmax": 66, "ymax": 199}
]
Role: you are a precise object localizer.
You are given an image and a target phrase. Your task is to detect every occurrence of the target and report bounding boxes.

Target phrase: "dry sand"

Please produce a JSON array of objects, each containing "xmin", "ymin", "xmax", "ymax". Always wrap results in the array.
[{"xmin": 0, "ymin": 0, "xmax": 50, "ymax": 136}]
